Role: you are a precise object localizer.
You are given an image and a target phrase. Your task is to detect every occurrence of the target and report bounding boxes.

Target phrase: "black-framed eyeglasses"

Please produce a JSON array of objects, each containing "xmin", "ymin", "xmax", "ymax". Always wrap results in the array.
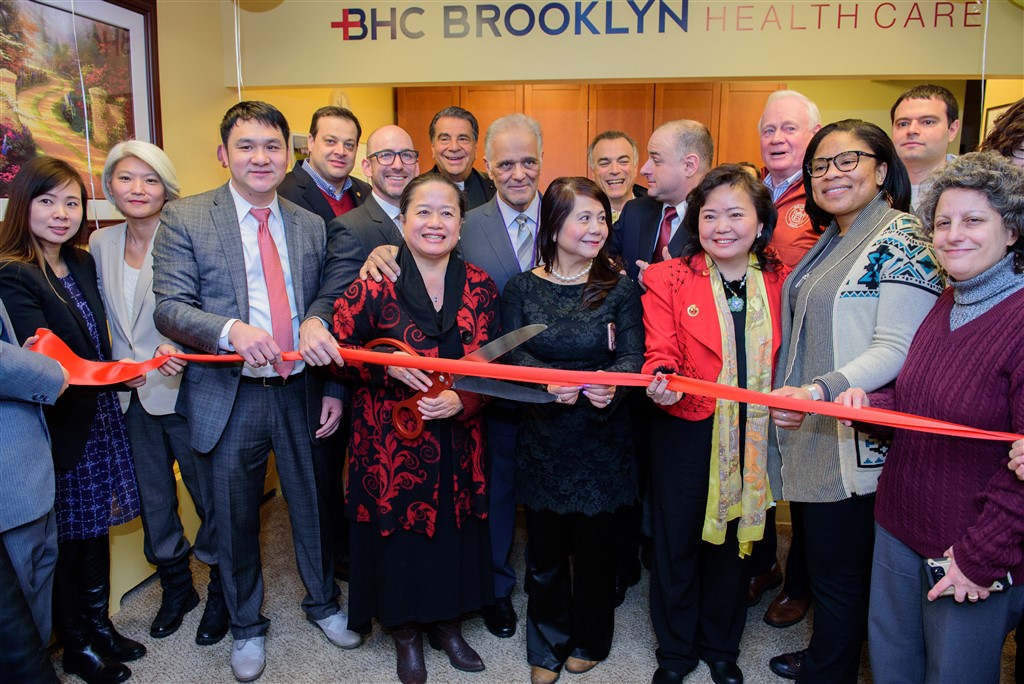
[
  {"xmin": 367, "ymin": 149, "xmax": 419, "ymax": 165},
  {"xmin": 805, "ymin": 150, "xmax": 878, "ymax": 178},
  {"xmin": 1011, "ymin": 145, "xmax": 1024, "ymax": 160}
]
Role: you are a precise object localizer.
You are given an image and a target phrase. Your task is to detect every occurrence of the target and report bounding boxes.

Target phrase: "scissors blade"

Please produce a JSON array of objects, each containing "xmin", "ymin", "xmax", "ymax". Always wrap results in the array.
[
  {"xmin": 460, "ymin": 324, "xmax": 547, "ymax": 364},
  {"xmin": 451, "ymin": 376, "xmax": 556, "ymax": 403}
]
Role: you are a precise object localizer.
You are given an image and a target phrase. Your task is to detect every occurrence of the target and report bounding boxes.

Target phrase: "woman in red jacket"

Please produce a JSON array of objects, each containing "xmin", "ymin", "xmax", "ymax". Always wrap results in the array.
[{"xmin": 642, "ymin": 165, "xmax": 790, "ymax": 684}]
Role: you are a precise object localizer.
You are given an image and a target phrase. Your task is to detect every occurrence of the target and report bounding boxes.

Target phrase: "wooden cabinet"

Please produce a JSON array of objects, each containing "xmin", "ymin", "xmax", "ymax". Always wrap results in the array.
[
  {"xmin": 588, "ymin": 83, "xmax": 656, "ymax": 168},
  {"xmin": 524, "ymin": 84, "xmax": 588, "ymax": 190},
  {"xmin": 396, "ymin": 80, "xmax": 786, "ymax": 184},
  {"xmin": 715, "ymin": 82, "xmax": 786, "ymax": 166},
  {"xmin": 395, "ymin": 86, "xmax": 459, "ymax": 169},
  {"xmin": 655, "ymin": 81, "xmax": 784, "ymax": 166}
]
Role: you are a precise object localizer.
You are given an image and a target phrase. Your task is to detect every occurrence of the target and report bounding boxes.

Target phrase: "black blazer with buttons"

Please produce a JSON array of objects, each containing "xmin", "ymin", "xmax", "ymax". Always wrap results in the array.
[{"xmin": 0, "ymin": 247, "xmax": 113, "ymax": 469}]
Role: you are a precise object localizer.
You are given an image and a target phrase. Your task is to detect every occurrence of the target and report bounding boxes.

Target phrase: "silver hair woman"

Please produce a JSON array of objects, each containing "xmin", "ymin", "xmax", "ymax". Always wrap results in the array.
[{"xmin": 91, "ymin": 140, "xmax": 225, "ymax": 646}]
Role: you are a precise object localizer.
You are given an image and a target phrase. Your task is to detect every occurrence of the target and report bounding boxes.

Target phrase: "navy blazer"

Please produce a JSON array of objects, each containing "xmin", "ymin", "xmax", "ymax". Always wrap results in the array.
[
  {"xmin": 610, "ymin": 195, "xmax": 689, "ymax": 285},
  {"xmin": 309, "ymin": 197, "xmax": 403, "ymax": 323},
  {"xmin": 278, "ymin": 161, "xmax": 371, "ymax": 227},
  {"xmin": 0, "ymin": 247, "xmax": 112, "ymax": 469}
]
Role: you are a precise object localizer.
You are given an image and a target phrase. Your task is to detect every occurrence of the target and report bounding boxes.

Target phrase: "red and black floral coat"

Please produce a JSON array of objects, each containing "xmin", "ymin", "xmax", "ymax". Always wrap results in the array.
[{"xmin": 331, "ymin": 264, "xmax": 500, "ymax": 538}]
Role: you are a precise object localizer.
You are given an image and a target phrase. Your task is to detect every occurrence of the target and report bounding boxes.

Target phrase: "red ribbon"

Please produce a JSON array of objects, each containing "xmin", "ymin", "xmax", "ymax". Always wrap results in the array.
[{"xmin": 30, "ymin": 328, "xmax": 1022, "ymax": 443}]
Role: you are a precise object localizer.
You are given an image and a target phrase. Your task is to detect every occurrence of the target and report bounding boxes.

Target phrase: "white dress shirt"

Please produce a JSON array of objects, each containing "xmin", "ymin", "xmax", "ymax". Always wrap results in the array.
[
  {"xmin": 496, "ymin": 193, "xmax": 541, "ymax": 268},
  {"xmin": 219, "ymin": 183, "xmax": 304, "ymax": 377}
]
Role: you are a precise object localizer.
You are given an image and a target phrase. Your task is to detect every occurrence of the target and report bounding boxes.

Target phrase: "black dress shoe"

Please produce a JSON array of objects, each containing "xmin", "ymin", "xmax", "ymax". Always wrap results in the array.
[
  {"xmin": 707, "ymin": 660, "xmax": 743, "ymax": 684},
  {"xmin": 481, "ymin": 596, "xmax": 517, "ymax": 638},
  {"xmin": 195, "ymin": 591, "xmax": 229, "ymax": 646},
  {"xmin": 63, "ymin": 643, "xmax": 132, "ymax": 684},
  {"xmin": 651, "ymin": 666, "xmax": 693, "ymax": 684},
  {"xmin": 151, "ymin": 587, "xmax": 200, "ymax": 638},
  {"xmin": 768, "ymin": 650, "xmax": 803, "ymax": 680}
]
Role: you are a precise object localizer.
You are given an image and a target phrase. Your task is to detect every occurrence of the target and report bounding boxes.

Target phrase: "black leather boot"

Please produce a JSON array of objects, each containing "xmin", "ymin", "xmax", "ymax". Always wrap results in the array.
[
  {"xmin": 80, "ymin": 536, "xmax": 146, "ymax": 662},
  {"xmin": 150, "ymin": 556, "xmax": 199, "ymax": 638},
  {"xmin": 195, "ymin": 565, "xmax": 229, "ymax": 646},
  {"xmin": 54, "ymin": 540, "xmax": 131, "ymax": 684}
]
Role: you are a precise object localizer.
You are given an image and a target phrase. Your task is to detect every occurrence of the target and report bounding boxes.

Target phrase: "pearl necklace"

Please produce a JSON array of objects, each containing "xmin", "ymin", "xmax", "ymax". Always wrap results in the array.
[{"xmin": 550, "ymin": 260, "xmax": 593, "ymax": 283}]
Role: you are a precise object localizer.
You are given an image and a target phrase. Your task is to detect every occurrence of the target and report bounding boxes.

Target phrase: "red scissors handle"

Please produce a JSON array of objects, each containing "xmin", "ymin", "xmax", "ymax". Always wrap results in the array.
[{"xmin": 364, "ymin": 337, "xmax": 450, "ymax": 441}]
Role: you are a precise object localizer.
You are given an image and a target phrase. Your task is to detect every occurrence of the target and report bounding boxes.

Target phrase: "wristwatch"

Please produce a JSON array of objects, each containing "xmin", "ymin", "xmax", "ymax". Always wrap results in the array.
[{"xmin": 802, "ymin": 383, "xmax": 823, "ymax": 402}]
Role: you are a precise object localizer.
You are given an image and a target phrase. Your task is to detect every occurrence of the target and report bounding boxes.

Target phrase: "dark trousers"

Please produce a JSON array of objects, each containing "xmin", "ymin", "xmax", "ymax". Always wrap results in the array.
[
  {"xmin": 649, "ymin": 413, "xmax": 749, "ymax": 673},
  {"xmin": 749, "ymin": 503, "xmax": 811, "ymax": 599},
  {"xmin": 614, "ymin": 394, "xmax": 653, "ymax": 583},
  {"xmin": 486, "ymin": 405, "xmax": 519, "ymax": 599},
  {"xmin": 124, "ymin": 396, "xmax": 216, "ymax": 568},
  {"xmin": 0, "ymin": 539, "xmax": 57, "ymax": 683},
  {"xmin": 798, "ymin": 495, "xmax": 875, "ymax": 684},
  {"xmin": 524, "ymin": 507, "xmax": 616, "ymax": 671},
  {"xmin": 212, "ymin": 379, "xmax": 340, "ymax": 639}
]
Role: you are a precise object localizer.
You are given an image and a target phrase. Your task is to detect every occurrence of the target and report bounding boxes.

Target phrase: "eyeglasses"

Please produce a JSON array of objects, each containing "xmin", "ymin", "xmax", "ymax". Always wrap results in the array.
[
  {"xmin": 367, "ymin": 149, "xmax": 419, "ymax": 165},
  {"xmin": 805, "ymin": 150, "xmax": 878, "ymax": 178},
  {"xmin": 1011, "ymin": 145, "xmax": 1024, "ymax": 160}
]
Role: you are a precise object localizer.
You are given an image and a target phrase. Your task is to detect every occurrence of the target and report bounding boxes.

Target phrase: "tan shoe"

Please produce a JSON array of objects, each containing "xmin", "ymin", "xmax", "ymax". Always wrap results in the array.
[
  {"xmin": 531, "ymin": 665, "xmax": 560, "ymax": 684},
  {"xmin": 565, "ymin": 657, "xmax": 598, "ymax": 674}
]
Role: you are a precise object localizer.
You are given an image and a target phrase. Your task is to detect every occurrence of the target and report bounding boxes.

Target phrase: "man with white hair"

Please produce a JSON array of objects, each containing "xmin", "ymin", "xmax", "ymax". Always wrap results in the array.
[{"xmin": 757, "ymin": 90, "xmax": 823, "ymax": 268}]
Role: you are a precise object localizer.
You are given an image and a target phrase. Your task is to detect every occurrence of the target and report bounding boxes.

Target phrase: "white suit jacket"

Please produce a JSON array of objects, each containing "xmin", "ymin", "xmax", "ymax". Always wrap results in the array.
[{"xmin": 91, "ymin": 222, "xmax": 181, "ymax": 415}]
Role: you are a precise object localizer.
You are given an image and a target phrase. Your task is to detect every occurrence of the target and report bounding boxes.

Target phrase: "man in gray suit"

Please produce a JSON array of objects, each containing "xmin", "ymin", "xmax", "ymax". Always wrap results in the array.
[
  {"xmin": 153, "ymin": 101, "xmax": 358, "ymax": 682},
  {"xmin": 0, "ymin": 298, "xmax": 67, "ymax": 680},
  {"xmin": 359, "ymin": 113, "xmax": 544, "ymax": 638}
]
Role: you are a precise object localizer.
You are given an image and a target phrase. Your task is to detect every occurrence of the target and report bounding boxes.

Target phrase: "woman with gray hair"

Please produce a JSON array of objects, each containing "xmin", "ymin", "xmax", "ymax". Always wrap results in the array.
[
  {"xmin": 837, "ymin": 151, "xmax": 1024, "ymax": 683},
  {"xmin": 90, "ymin": 141, "xmax": 224, "ymax": 646}
]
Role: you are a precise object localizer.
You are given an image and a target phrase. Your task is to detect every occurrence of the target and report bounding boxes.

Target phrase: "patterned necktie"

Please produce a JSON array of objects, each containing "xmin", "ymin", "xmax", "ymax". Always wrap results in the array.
[
  {"xmin": 515, "ymin": 213, "xmax": 533, "ymax": 272},
  {"xmin": 653, "ymin": 206, "xmax": 677, "ymax": 263},
  {"xmin": 250, "ymin": 207, "xmax": 294, "ymax": 378}
]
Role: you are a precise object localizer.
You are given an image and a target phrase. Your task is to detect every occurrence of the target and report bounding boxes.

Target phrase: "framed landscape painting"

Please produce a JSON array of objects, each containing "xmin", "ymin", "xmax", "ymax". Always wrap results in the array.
[{"xmin": 0, "ymin": 0, "xmax": 160, "ymax": 217}]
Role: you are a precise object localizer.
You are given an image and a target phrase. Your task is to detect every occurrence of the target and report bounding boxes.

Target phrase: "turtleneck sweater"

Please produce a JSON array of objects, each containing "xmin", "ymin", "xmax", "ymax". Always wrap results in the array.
[{"xmin": 869, "ymin": 255, "xmax": 1024, "ymax": 584}]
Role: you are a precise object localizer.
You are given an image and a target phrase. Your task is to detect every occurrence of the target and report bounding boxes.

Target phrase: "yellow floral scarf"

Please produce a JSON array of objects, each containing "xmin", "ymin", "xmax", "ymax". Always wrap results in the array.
[{"xmin": 703, "ymin": 253, "xmax": 774, "ymax": 558}]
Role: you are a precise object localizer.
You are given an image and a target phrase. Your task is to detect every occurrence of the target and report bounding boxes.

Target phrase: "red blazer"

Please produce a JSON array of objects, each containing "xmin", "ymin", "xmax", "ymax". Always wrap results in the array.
[
  {"xmin": 761, "ymin": 172, "xmax": 822, "ymax": 268},
  {"xmin": 642, "ymin": 255, "xmax": 789, "ymax": 421}
]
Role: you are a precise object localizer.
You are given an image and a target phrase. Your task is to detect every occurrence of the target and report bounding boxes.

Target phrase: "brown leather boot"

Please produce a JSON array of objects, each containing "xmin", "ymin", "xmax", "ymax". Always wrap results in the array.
[
  {"xmin": 391, "ymin": 624, "xmax": 427, "ymax": 684},
  {"xmin": 427, "ymin": 619, "xmax": 484, "ymax": 672}
]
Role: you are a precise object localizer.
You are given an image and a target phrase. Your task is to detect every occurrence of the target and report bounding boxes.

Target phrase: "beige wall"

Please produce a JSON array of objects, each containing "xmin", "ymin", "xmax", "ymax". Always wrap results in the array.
[
  {"xmin": 795, "ymin": 79, "xmax": 966, "ymax": 150},
  {"xmin": 157, "ymin": 1, "xmax": 395, "ymax": 197}
]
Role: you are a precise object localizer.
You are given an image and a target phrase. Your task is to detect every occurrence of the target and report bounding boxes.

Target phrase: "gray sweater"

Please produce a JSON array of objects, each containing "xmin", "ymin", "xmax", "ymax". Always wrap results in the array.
[{"xmin": 769, "ymin": 194, "xmax": 944, "ymax": 502}]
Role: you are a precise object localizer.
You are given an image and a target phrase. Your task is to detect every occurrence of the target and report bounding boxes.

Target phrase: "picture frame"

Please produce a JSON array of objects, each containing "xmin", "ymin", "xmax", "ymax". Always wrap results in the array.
[
  {"xmin": 983, "ymin": 103, "xmax": 1011, "ymax": 139},
  {"xmin": 0, "ymin": 0, "xmax": 161, "ymax": 220}
]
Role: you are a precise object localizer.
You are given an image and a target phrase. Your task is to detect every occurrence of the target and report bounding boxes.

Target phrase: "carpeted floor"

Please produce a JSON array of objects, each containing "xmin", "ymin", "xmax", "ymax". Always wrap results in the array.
[{"xmin": 51, "ymin": 493, "xmax": 1017, "ymax": 683}]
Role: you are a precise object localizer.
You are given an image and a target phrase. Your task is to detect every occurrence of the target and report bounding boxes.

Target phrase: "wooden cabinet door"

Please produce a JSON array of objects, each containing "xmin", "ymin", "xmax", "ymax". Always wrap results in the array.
[
  {"xmin": 523, "ymin": 83, "xmax": 589, "ymax": 191},
  {"xmin": 654, "ymin": 82, "xmax": 721, "ymax": 159},
  {"xmin": 460, "ymin": 85, "xmax": 525, "ymax": 173},
  {"xmin": 716, "ymin": 81, "xmax": 786, "ymax": 166},
  {"xmin": 396, "ymin": 86, "xmax": 459, "ymax": 168},
  {"xmin": 587, "ymin": 84, "xmax": 655, "ymax": 178}
]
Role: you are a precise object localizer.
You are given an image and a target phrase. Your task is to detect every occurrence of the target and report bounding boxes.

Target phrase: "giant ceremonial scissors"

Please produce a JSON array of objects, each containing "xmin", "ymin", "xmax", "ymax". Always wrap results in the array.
[{"xmin": 366, "ymin": 323, "xmax": 554, "ymax": 440}]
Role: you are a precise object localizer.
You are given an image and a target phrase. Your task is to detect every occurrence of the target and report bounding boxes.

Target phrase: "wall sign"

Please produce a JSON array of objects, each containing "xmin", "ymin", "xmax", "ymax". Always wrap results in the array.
[{"xmin": 224, "ymin": 0, "xmax": 1024, "ymax": 86}]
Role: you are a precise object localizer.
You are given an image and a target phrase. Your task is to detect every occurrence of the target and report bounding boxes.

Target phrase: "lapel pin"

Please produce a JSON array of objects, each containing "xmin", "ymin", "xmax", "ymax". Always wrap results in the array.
[{"xmin": 687, "ymin": 304, "xmax": 699, "ymax": 317}]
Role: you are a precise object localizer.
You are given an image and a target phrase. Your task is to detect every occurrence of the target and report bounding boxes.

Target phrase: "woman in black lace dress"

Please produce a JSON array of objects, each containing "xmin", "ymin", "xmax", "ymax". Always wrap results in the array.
[{"xmin": 501, "ymin": 176, "xmax": 644, "ymax": 684}]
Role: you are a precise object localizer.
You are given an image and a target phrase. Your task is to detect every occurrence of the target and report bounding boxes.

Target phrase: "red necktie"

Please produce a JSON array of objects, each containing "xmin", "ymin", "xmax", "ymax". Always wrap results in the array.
[
  {"xmin": 250, "ymin": 207, "xmax": 294, "ymax": 378},
  {"xmin": 653, "ymin": 206, "xmax": 677, "ymax": 263}
]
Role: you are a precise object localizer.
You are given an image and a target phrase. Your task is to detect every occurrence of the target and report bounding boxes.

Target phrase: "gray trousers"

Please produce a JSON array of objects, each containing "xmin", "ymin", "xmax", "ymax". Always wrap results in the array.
[
  {"xmin": 1, "ymin": 509, "xmax": 57, "ymax": 644},
  {"xmin": 211, "ymin": 378, "xmax": 339, "ymax": 639},
  {"xmin": 124, "ymin": 395, "xmax": 216, "ymax": 567},
  {"xmin": 869, "ymin": 524, "xmax": 1024, "ymax": 684}
]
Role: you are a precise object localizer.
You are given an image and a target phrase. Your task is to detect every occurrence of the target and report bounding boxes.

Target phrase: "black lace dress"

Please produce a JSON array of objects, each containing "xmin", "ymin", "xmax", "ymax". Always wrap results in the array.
[{"xmin": 500, "ymin": 272, "xmax": 644, "ymax": 515}]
